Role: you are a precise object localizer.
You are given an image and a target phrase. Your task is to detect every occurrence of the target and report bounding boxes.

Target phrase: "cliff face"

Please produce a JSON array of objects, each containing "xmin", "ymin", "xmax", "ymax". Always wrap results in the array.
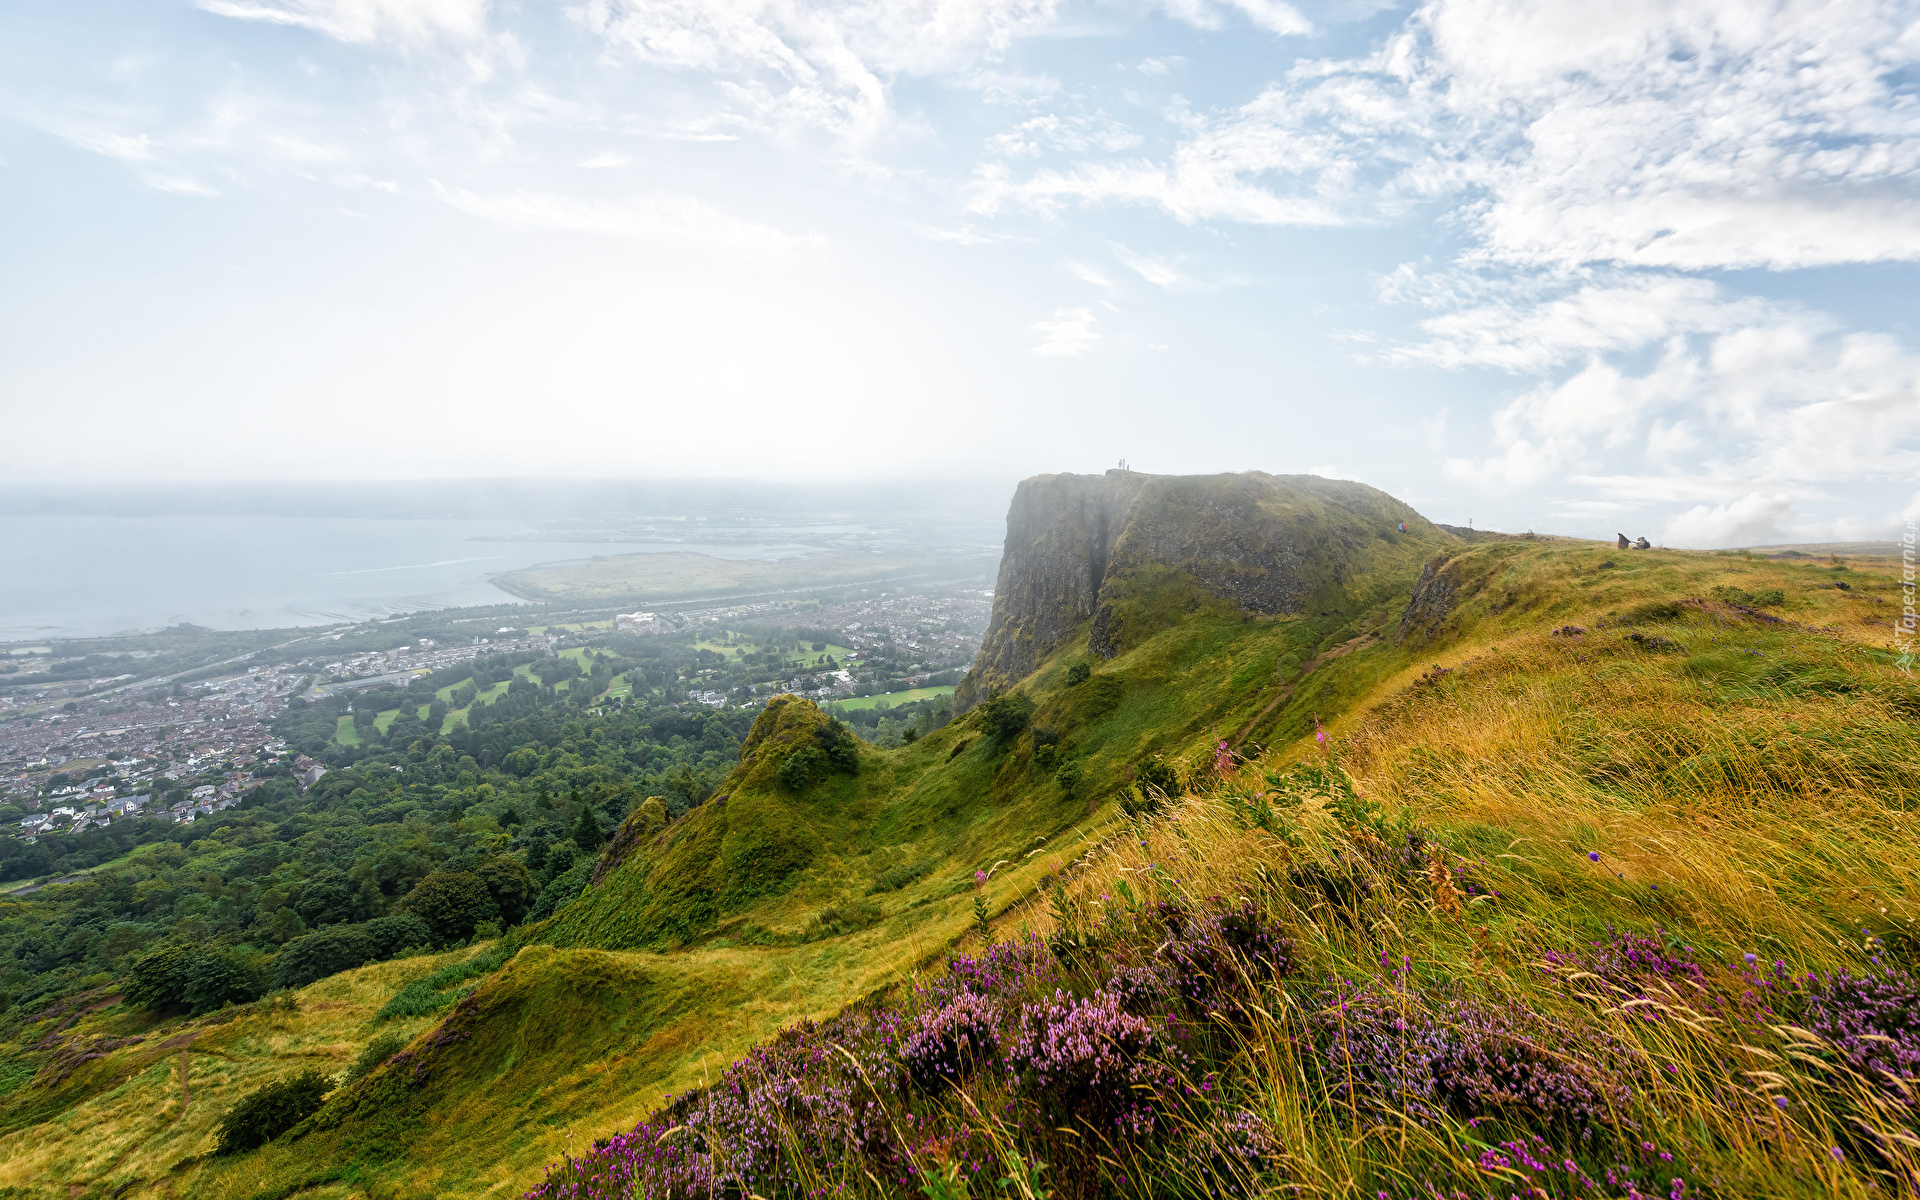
[
  {"xmin": 957, "ymin": 471, "xmax": 1450, "ymax": 710},
  {"xmin": 954, "ymin": 471, "xmax": 1148, "ymax": 712}
]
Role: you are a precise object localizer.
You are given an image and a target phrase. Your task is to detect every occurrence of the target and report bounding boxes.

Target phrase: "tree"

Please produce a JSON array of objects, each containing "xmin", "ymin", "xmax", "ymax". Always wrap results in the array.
[
  {"xmin": 1065, "ymin": 661, "xmax": 1091, "ymax": 686},
  {"xmin": 293, "ymin": 868, "xmax": 365, "ymax": 927},
  {"xmin": 977, "ymin": 692, "xmax": 1035, "ymax": 744},
  {"xmin": 263, "ymin": 906, "xmax": 307, "ymax": 945},
  {"xmin": 125, "ymin": 944, "xmax": 265, "ymax": 1014},
  {"xmin": 571, "ymin": 807, "xmax": 605, "ymax": 853},
  {"xmin": 816, "ymin": 720, "xmax": 859, "ymax": 773},
  {"xmin": 396, "ymin": 871, "xmax": 500, "ymax": 945},
  {"xmin": 269, "ymin": 925, "xmax": 377, "ymax": 990},
  {"xmin": 474, "ymin": 855, "xmax": 535, "ymax": 926},
  {"xmin": 1054, "ymin": 759, "xmax": 1084, "ymax": 799}
]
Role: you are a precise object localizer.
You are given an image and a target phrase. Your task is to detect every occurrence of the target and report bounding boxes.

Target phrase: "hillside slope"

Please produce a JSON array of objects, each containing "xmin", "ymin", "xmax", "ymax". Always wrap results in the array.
[{"xmin": 526, "ymin": 540, "xmax": 1919, "ymax": 1200}]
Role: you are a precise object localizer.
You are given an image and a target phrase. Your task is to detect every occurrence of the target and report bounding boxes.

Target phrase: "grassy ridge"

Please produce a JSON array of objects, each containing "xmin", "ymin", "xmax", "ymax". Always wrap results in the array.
[{"xmin": 530, "ymin": 561, "xmax": 1920, "ymax": 1199}]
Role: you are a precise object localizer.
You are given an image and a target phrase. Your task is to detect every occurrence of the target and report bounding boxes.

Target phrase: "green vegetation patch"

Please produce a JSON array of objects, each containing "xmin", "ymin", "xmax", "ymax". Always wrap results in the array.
[
  {"xmin": 830, "ymin": 685, "xmax": 955, "ymax": 712},
  {"xmin": 376, "ymin": 943, "xmax": 514, "ymax": 1021}
]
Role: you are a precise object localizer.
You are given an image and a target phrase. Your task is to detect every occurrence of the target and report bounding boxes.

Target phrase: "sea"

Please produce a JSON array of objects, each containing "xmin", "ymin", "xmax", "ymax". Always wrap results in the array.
[{"xmin": 0, "ymin": 515, "xmax": 816, "ymax": 641}]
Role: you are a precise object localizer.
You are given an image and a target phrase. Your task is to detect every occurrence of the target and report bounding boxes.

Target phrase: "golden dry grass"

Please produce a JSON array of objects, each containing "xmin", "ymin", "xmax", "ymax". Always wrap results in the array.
[{"xmin": 998, "ymin": 596, "xmax": 1920, "ymax": 1197}]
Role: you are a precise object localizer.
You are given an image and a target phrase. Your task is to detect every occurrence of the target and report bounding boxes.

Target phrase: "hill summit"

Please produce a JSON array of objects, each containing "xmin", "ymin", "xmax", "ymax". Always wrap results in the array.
[{"xmin": 957, "ymin": 470, "xmax": 1446, "ymax": 710}]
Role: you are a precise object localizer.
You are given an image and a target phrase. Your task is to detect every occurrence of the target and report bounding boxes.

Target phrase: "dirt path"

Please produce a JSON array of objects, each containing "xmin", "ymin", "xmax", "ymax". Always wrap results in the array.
[{"xmin": 1231, "ymin": 632, "xmax": 1375, "ymax": 749}]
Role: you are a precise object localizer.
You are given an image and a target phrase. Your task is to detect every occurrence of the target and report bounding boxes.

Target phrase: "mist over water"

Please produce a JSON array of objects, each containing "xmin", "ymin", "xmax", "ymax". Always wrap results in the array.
[{"xmin": 0, "ymin": 515, "xmax": 813, "ymax": 639}]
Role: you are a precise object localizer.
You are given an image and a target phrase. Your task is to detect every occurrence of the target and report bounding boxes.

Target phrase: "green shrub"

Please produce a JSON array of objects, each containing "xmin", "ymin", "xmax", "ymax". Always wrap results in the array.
[
  {"xmin": 396, "ymin": 871, "xmax": 500, "ymax": 946},
  {"xmin": 1619, "ymin": 600, "xmax": 1685, "ymax": 624},
  {"xmin": 778, "ymin": 746, "xmax": 827, "ymax": 790},
  {"xmin": 816, "ymin": 720, "xmax": 860, "ymax": 773},
  {"xmin": 1117, "ymin": 787, "xmax": 1162, "ymax": 819},
  {"xmin": 474, "ymin": 855, "xmax": 535, "ymax": 925},
  {"xmin": 270, "ymin": 925, "xmax": 377, "ymax": 991},
  {"xmin": 976, "ymin": 692, "xmax": 1035, "ymax": 744},
  {"xmin": 344, "ymin": 1031, "xmax": 408, "ymax": 1084},
  {"xmin": 1133, "ymin": 756, "xmax": 1181, "ymax": 799},
  {"xmin": 809, "ymin": 899, "xmax": 883, "ymax": 936},
  {"xmin": 0, "ymin": 1057, "xmax": 35, "ymax": 1098},
  {"xmin": 1064, "ymin": 661, "xmax": 1091, "ymax": 686},
  {"xmin": 125, "ymin": 945, "xmax": 266, "ymax": 1014},
  {"xmin": 215, "ymin": 1069, "xmax": 332, "ymax": 1154},
  {"xmin": 527, "ymin": 861, "xmax": 591, "ymax": 922}
]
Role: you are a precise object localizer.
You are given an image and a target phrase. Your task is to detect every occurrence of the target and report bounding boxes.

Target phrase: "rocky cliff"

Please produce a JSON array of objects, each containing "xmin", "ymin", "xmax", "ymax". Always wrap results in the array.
[{"xmin": 956, "ymin": 471, "xmax": 1450, "ymax": 710}]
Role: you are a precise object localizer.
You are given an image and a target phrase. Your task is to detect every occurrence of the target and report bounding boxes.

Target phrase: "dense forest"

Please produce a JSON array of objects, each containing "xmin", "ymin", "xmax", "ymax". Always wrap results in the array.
[{"xmin": 0, "ymin": 685, "xmax": 756, "ymax": 1026}]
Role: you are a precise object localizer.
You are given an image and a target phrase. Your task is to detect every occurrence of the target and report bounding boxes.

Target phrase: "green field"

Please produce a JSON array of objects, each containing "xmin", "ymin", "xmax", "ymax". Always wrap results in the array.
[
  {"xmin": 692, "ymin": 635, "xmax": 852, "ymax": 668},
  {"xmin": 828, "ymin": 685, "xmax": 954, "ymax": 712}
]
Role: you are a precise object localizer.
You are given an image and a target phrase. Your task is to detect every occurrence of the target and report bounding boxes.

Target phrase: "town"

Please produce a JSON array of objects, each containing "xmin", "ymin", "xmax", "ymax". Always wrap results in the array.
[{"xmin": 0, "ymin": 586, "xmax": 991, "ymax": 852}]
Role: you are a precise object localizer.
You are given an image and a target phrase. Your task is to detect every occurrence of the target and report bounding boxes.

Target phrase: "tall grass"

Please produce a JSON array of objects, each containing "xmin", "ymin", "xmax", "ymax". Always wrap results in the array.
[{"xmin": 529, "ymin": 608, "xmax": 1920, "ymax": 1198}]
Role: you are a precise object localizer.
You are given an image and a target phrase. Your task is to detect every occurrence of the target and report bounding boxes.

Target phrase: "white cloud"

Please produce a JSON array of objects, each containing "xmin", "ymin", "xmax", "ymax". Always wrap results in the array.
[
  {"xmin": 985, "ymin": 113, "xmax": 1140, "ymax": 159},
  {"xmin": 574, "ymin": 0, "xmax": 1060, "ymax": 138},
  {"xmin": 196, "ymin": 0, "xmax": 489, "ymax": 44},
  {"xmin": 1445, "ymin": 308, "xmax": 1920, "ymax": 496},
  {"xmin": 1662, "ymin": 494, "xmax": 1797, "ymax": 548},
  {"xmin": 915, "ymin": 223, "xmax": 1019, "ymax": 244},
  {"xmin": 1306, "ymin": 462, "xmax": 1360, "ymax": 480},
  {"xmin": 978, "ymin": 0, "xmax": 1920, "ymax": 273},
  {"xmin": 577, "ymin": 152, "xmax": 632, "ymax": 168},
  {"xmin": 1385, "ymin": 275, "xmax": 1777, "ymax": 373},
  {"xmin": 143, "ymin": 174, "xmax": 221, "ymax": 197},
  {"xmin": 1110, "ymin": 242, "xmax": 1185, "ymax": 289},
  {"xmin": 1157, "ymin": 0, "xmax": 1311, "ymax": 36},
  {"xmin": 68, "ymin": 130, "xmax": 156, "ymax": 162},
  {"xmin": 1030, "ymin": 306, "xmax": 1099, "ymax": 357},
  {"xmin": 432, "ymin": 183, "xmax": 822, "ymax": 254},
  {"xmin": 1066, "ymin": 260, "xmax": 1116, "ymax": 289},
  {"xmin": 264, "ymin": 131, "xmax": 348, "ymax": 162}
]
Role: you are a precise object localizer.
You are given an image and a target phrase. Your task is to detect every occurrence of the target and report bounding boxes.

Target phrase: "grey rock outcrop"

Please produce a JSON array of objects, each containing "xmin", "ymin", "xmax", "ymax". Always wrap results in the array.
[{"xmin": 954, "ymin": 470, "xmax": 1147, "ymax": 712}]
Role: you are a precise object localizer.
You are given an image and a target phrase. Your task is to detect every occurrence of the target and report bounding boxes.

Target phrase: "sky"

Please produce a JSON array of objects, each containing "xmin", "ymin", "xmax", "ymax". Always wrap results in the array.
[{"xmin": 2, "ymin": 0, "xmax": 1918, "ymax": 546}]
